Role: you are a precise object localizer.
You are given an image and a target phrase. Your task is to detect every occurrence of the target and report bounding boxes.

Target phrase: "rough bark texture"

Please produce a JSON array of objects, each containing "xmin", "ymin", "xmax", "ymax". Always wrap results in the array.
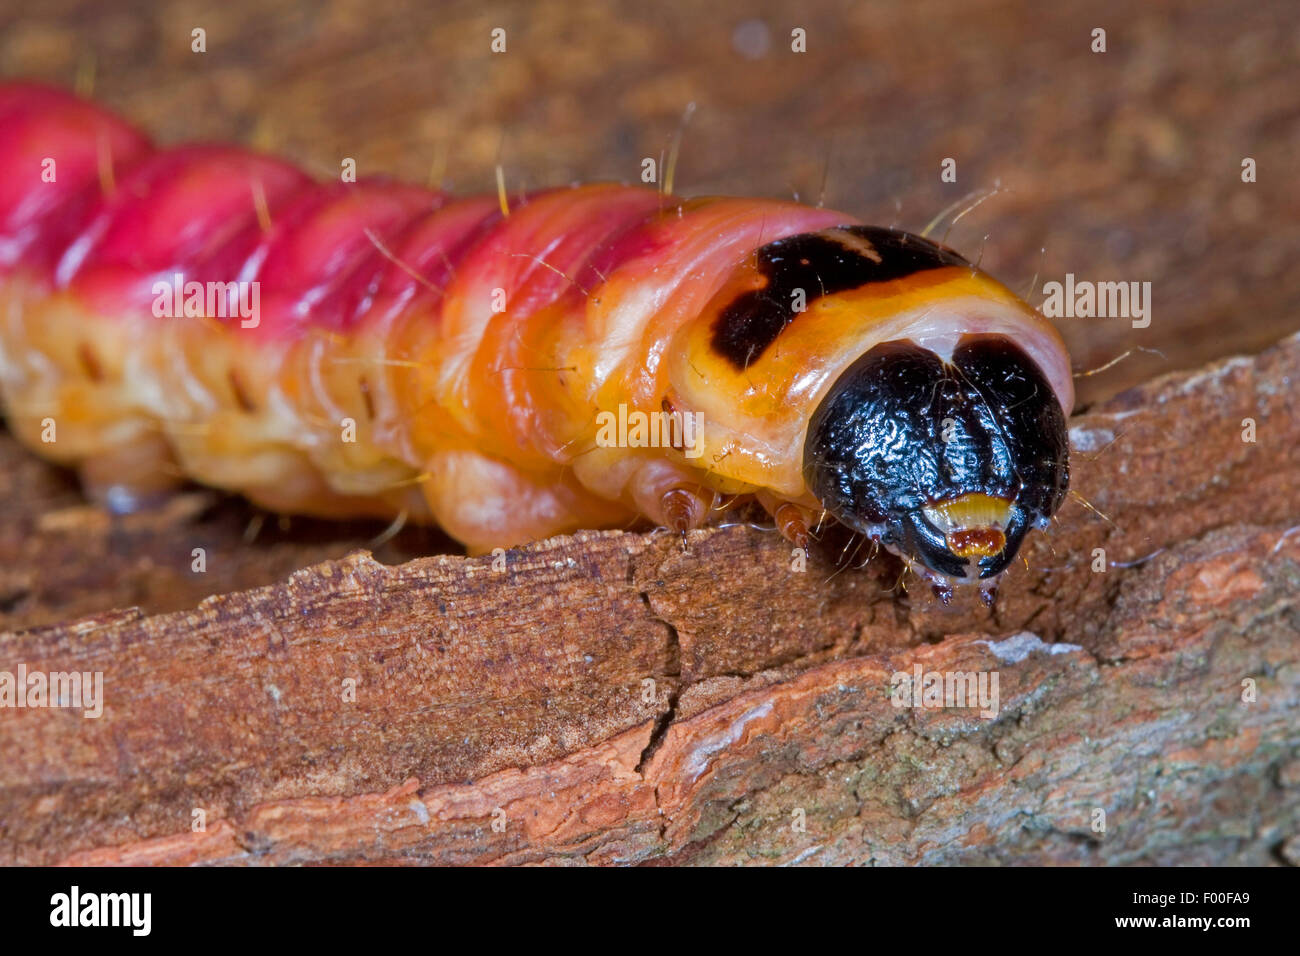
[
  {"xmin": 2, "ymin": 331, "xmax": 1299, "ymax": 866},
  {"xmin": 1, "ymin": 0, "xmax": 1298, "ymax": 865}
]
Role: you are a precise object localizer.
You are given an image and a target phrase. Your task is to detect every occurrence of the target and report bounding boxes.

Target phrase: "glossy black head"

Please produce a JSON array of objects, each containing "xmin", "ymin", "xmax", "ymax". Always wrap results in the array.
[{"xmin": 803, "ymin": 335, "xmax": 1069, "ymax": 581}]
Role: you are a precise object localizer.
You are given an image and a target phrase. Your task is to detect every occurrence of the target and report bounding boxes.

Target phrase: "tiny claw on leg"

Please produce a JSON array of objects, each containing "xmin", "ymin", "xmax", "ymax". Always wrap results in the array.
[
  {"xmin": 774, "ymin": 503, "xmax": 811, "ymax": 551},
  {"xmin": 659, "ymin": 486, "xmax": 710, "ymax": 550},
  {"xmin": 979, "ymin": 584, "xmax": 998, "ymax": 610},
  {"xmin": 630, "ymin": 462, "xmax": 712, "ymax": 550},
  {"xmin": 931, "ymin": 582, "xmax": 954, "ymax": 605},
  {"xmin": 757, "ymin": 492, "xmax": 813, "ymax": 551}
]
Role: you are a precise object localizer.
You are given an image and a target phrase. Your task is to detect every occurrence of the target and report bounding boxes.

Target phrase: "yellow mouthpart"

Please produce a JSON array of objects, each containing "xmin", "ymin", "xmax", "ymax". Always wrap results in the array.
[{"xmin": 921, "ymin": 492, "xmax": 1013, "ymax": 559}]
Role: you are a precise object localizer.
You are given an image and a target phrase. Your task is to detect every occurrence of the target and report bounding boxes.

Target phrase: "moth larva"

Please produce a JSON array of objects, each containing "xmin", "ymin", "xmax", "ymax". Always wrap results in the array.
[{"xmin": 0, "ymin": 83, "xmax": 1071, "ymax": 596}]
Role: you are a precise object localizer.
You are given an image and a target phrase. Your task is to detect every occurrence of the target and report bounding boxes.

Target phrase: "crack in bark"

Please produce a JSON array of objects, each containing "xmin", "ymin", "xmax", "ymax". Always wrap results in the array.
[{"xmin": 634, "ymin": 589, "xmax": 681, "ymax": 777}]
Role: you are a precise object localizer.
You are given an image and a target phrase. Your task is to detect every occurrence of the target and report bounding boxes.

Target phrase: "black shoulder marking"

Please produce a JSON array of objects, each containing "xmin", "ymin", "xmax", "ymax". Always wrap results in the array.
[{"xmin": 710, "ymin": 226, "xmax": 969, "ymax": 369}]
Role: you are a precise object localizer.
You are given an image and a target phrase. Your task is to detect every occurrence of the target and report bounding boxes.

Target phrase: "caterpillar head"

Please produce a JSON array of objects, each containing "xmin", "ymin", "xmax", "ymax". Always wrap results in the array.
[
  {"xmin": 802, "ymin": 334, "xmax": 1069, "ymax": 588},
  {"xmin": 672, "ymin": 222, "xmax": 1071, "ymax": 590}
]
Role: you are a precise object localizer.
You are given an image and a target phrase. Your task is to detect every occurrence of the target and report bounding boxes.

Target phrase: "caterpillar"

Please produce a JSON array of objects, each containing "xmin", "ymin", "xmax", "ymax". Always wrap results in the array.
[{"xmin": 0, "ymin": 82, "xmax": 1071, "ymax": 599}]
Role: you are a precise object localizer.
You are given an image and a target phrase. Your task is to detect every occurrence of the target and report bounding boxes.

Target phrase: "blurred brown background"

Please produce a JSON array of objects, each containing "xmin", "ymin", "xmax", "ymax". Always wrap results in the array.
[
  {"xmin": 2, "ymin": 0, "xmax": 1297, "ymax": 404},
  {"xmin": 1, "ymin": 0, "xmax": 1298, "ymax": 627}
]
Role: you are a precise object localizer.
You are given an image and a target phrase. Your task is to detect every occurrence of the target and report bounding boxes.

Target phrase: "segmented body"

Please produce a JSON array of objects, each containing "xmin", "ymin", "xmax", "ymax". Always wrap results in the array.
[{"xmin": 0, "ymin": 83, "xmax": 1072, "ymax": 562}]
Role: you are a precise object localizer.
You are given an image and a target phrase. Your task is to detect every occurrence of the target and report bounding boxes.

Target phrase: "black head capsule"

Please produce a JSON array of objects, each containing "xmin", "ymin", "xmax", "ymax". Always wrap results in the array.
[{"xmin": 803, "ymin": 335, "xmax": 1069, "ymax": 583}]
